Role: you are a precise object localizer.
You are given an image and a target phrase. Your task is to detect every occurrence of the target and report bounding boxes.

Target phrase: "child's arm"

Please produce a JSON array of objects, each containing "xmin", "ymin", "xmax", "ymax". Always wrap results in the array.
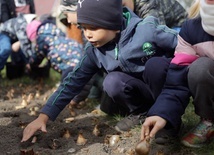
[
  {"xmin": 15, "ymin": 16, "xmax": 34, "ymax": 61},
  {"xmin": 22, "ymin": 51, "xmax": 99, "ymax": 141},
  {"xmin": 12, "ymin": 41, "xmax": 21, "ymax": 52}
]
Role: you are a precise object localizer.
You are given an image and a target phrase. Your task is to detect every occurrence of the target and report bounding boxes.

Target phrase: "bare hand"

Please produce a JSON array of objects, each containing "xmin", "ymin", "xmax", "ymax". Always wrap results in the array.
[
  {"xmin": 21, "ymin": 114, "xmax": 49, "ymax": 142},
  {"xmin": 140, "ymin": 116, "xmax": 166, "ymax": 140}
]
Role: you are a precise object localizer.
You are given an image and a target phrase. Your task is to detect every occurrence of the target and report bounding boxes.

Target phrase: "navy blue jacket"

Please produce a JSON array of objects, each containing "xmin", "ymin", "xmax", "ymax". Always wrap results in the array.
[
  {"xmin": 41, "ymin": 8, "xmax": 178, "ymax": 121},
  {"xmin": 148, "ymin": 17, "xmax": 214, "ymax": 128}
]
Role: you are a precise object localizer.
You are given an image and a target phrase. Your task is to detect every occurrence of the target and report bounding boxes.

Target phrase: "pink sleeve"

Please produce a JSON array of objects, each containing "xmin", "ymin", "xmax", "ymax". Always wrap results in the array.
[
  {"xmin": 171, "ymin": 35, "xmax": 199, "ymax": 65},
  {"xmin": 171, "ymin": 53, "xmax": 198, "ymax": 65}
]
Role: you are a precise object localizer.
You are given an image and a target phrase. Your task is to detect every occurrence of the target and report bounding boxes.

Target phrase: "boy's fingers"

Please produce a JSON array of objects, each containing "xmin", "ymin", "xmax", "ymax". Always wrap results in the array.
[
  {"xmin": 21, "ymin": 126, "xmax": 47, "ymax": 142},
  {"xmin": 21, "ymin": 132, "xmax": 32, "ymax": 142},
  {"xmin": 21, "ymin": 126, "xmax": 36, "ymax": 142},
  {"xmin": 140, "ymin": 126, "xmax": 145, "ymax": 140},
  {"xmin": 149, "ymin": 125, "xmax": 160, "ymax": 138},
  {"xmin": 141, "ymin": 125, "xmax": 150, "ymax": 140},
  {"xmin": 144, "ymin": 125, "xmax": 150, "ymax": 137},
  {"xmin": 41, "ymin": 125, "xmax": 47, "ymax": 133}
]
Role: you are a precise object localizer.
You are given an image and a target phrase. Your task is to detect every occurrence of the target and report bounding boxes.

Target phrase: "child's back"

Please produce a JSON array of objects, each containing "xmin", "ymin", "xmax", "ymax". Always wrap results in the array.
[{"xmin": 27, "ymin": 20, "xmax": 84, "ymax": 73}]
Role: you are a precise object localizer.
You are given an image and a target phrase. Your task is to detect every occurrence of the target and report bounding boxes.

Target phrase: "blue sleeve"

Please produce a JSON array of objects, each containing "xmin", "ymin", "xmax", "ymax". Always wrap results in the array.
[
  {"xmin": 138, "ymin": 16, "xmax": 178, "ymax": 57},
  {"xmin": 40, "ymin": 53, "xmax": 99, "ymax": 121},
  {"xmin": 147, "ymin": 63, "xmax": 190, "ymax": 128}
]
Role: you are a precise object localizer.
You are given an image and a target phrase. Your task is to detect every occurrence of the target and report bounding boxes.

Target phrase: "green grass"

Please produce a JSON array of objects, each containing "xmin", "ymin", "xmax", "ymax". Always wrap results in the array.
[{"xmin": 0, "ymin": 66, "xmax": 61, "ymax": 87}]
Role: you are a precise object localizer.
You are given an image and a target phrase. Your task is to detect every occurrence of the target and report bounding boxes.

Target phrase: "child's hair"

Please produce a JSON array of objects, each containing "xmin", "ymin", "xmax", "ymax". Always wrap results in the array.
[{"xmin": 188, "ymin": 0, "xmax": 200, "ymax": 19}]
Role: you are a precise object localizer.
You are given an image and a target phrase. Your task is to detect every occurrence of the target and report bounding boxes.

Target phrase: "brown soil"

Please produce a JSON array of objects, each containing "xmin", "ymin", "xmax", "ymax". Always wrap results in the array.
[{"xmin": 0, "ymin": 80, "xmax": 198, "ymax": 155}]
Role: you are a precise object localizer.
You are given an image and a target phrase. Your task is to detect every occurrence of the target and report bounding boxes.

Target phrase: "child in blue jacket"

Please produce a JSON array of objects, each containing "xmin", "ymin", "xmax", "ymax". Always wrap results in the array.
[
  {"xmin": 22, "ymin": 0, "xmax": 178, "ymax": 144},
  {"xmin": 140, "ymin": 0, "xmax": 214, "ymax": 147}
]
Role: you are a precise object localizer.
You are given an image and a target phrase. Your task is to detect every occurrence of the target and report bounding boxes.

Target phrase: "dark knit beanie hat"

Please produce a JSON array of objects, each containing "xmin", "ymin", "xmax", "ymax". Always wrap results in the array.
[{"xmin": 77, "ymin": 0, "xmax": 123, "ymax": 30}]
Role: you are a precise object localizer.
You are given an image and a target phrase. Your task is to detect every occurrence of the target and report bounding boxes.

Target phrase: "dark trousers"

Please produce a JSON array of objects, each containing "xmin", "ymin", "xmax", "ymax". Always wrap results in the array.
[
  {"xmin": 101, "ymin": 57, "xmax": 171, "ymax": 116},
  {"xmin": 188, "ymin": 57, "xmax": 214, "ymax": 119},
  {"xmin": 11, "ymin": 48, "xmax": 26, "ymax": 64}
]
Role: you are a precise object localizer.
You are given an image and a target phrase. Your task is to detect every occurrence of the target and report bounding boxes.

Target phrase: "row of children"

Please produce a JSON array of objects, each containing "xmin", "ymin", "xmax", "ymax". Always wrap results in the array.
[{"xmin": 0, "ymin": 0, "xmax": 188, "ymax": 77}]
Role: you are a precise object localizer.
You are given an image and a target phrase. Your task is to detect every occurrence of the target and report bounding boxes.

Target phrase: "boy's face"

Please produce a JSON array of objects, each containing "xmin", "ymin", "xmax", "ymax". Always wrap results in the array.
[
  {"xmin": 122, "ymin": 0, "xmax": 134, "ymax": 10},
  {"xmin": 79, "ymin": 24, "xmax": 119, "ymax": 47}
]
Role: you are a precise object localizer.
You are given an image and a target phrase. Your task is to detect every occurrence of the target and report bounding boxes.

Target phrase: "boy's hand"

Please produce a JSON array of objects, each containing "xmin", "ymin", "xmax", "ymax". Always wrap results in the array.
[
  {"xmin": 21, "ymin": 113, "xmax": 49, "ymax": 142},
  {"xmin": 140, "ymin": 116, "xmax": 166, "ymax": 140}
]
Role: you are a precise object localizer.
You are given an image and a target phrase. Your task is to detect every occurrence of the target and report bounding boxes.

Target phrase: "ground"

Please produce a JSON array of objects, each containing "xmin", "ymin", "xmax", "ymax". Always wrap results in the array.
[{"xmin": 0, "ymin": 79, "xmax": 211, "ymax": 155}]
